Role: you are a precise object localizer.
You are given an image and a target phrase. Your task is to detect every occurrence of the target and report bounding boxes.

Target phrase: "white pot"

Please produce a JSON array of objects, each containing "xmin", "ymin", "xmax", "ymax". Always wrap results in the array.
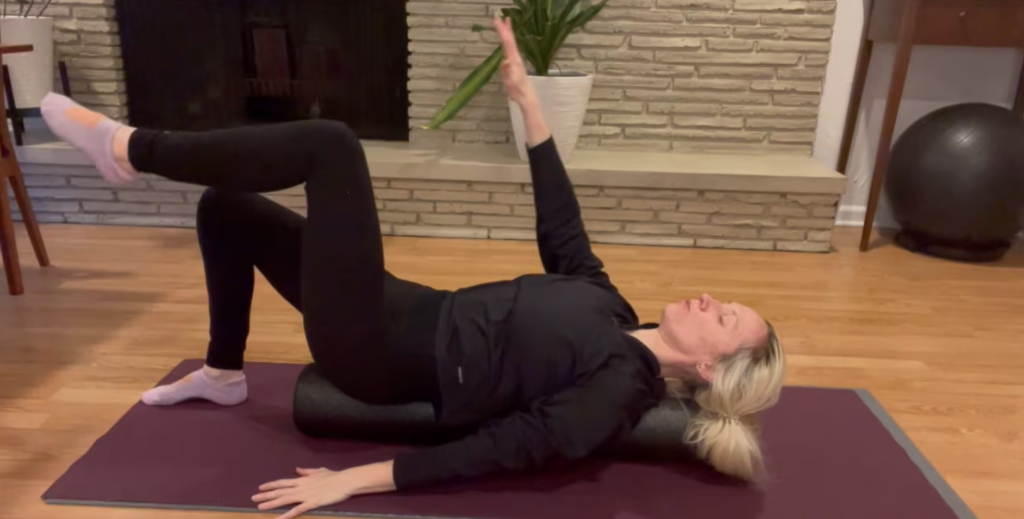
[
  {"xmin": 509, "ymin": 73, "xmax": 594, "ymax": 162},
  {"xmin": 0, "ymin": 16, "xmax": 54, "ymax": 109}
]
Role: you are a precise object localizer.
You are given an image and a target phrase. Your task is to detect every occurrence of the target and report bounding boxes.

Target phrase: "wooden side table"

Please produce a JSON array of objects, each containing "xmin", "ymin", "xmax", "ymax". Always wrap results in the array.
[
  {"xmin": 838, "ymin": 0, "xmax": 1024, "ymax": 251},
  {"xmin": 0, "ymin": 43, "xmax": 50, "ymax": 295}
]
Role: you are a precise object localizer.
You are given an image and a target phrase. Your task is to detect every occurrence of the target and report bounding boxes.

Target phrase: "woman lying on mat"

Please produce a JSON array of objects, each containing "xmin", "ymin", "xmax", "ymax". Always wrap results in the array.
[{"xmin": 42, "ymin": 17, "xmax": 784, "ymax": 519}]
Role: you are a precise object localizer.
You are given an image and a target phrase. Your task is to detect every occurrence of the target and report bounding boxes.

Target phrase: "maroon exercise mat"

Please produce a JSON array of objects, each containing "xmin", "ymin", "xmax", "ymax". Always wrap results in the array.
[{"xmin": 44, "ymin": 360, "xmax": 975, "ymax": 519}]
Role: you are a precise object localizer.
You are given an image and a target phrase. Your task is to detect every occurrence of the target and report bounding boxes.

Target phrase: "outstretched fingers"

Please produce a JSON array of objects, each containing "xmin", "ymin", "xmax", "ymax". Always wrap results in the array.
[
  {"xmin": 258, "ymin": 478, "xmax": 301, "ymax": 492},
  {"xmin": 278, "ymin": 503, "xmax": 318, "ymax": 519},
  {"xmin": 494, "ymin": 17, "xmax": 521, "ymax": 63}
]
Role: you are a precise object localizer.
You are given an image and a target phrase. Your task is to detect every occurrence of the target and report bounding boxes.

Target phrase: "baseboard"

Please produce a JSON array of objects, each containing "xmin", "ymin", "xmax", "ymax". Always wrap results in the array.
[
  {"xmin": 835, "ymin": 205, "xmax": 863, "ymax": 227},
  {"xmin": 836, "ymin": 204, "xmax": 898, "ymax": 228},
  {"xmin": 838, "ymin": 205, "xmax": 1024, "ymax": 241}
]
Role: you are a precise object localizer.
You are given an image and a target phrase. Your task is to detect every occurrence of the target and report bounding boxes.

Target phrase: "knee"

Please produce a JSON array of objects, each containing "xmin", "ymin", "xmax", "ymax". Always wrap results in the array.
[
  {"xmin": 196, "ymin": 188, "xmax": 242, "ymax": 232},
  {"xmin": 197, "ymin": 188, "xmax": 229, "ymax": 220},
  {"xmin": 297, "ymin": 120, "xmax": 360, "ymax": 151}
]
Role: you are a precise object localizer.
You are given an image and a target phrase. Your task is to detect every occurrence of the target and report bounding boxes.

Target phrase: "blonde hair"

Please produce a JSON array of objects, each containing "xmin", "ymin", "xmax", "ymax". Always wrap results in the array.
[{"xmin": 680, "ymin": 322, "xmax": 785, "ymax": 481}]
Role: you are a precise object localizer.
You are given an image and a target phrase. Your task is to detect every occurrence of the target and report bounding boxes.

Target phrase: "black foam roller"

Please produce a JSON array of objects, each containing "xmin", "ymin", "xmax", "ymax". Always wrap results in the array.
[{"xmin": 294, "ymin": 364, "xmax": 697, "ymax": 463}]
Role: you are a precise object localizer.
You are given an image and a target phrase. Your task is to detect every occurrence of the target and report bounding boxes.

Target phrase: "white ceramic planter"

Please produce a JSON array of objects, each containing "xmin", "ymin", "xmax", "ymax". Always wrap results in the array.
[
  {"xmin": 0, "ymin": 16, "xmax": 54, "ymax": 109},
  {"xmin": 509, "ymin": 72, "xmax": 594, "ymax": 162}
]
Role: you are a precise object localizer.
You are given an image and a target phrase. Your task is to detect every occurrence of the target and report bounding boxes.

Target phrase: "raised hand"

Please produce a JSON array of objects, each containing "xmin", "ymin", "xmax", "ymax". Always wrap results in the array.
[{"xmin": 494, "ymin": 16, "xmax": 537, "ymax": 108}]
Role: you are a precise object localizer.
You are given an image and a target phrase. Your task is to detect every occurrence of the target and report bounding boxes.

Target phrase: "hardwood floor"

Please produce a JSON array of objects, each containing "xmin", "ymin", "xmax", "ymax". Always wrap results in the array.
[{"xmin": 2, "ymin": 224, "xmax": 1022, "ymax": 519}]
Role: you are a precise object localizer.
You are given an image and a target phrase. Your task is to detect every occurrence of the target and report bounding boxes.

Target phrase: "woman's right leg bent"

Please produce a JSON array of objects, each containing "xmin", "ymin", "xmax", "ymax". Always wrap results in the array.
[
  {"xmin": 126, "ymin": 121, "xmax": 392, "ymax": 403},
  {"xmin": 43, "ymin": 98, "xmax": 412, "ymax": 406},
  {"xmin": 199, "ymin": 188, "xmax": 304, "ymax": 371}
]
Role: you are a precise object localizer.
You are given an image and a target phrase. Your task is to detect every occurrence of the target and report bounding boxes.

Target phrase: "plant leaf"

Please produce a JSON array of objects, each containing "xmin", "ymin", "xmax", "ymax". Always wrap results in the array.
[
  {"xmin": 512, "ymin": 0, "xmax": 534, "ymax": 31},
  {"xmin": 542, "ymin": 0, "xmax": 607, "ymax": 71},
  {"xmin": 424, "ymin": 46, "xmax": 504, "ymax": 130},
  {"xmin": 519, "ymin": 35, "xmax": 545, "ymax": 74},
  {"xmin": 506, "ymin": 7, "xmax": 543, "ymax": 74},
  {"xmin": 471, "ymin": 24, "xmax": 489, "ymax": 32},
  {"xmin": 426, "ymin": 0, "xmax": 610, "ymax": 127},
  {"xmin": 568, "ymin": 0, "xmax": 608, "ymax": 31},
  {"xmin": 541, "ymin": 0, "xmax": 552, "ymax": 40},
  {"xmin": 540, "ymin": 0, "xmax": 584, "ymax": 74}
]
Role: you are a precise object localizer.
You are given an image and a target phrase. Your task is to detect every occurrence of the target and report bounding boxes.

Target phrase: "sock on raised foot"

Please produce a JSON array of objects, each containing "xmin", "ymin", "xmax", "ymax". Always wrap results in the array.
[
  {"xmin": 40, "ymin": 92, "xmax": 137, "ymax": 185},
  {"xmin": 141, "ymin": 368, "xmax": 248, "ymax": 406}
]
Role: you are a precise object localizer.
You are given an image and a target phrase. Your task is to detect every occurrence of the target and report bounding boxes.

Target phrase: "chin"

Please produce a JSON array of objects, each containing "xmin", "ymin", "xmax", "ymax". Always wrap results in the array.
[
  {"xmin": 660, "ymin": 305, "xmax": 675, "ymax": 324},
  {"xmin": 664, "ymin": 301, "xmax": 688, "ymax": 320}
]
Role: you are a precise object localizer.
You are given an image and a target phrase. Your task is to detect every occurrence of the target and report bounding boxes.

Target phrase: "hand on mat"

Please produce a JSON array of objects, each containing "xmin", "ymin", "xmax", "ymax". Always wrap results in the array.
[
  {"xmin": 253, "ymin": 467, "xmax": 353, "ymax": 519},
  {"xmin": 495, "ymin": 16, "xmax": 536, "ymax": 108}
]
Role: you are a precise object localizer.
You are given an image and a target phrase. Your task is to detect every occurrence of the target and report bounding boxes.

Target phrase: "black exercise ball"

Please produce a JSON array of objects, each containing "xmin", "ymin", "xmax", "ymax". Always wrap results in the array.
[{"xmin": 885, "ymin": 103, "xmax": 1024, "ymax": 261}]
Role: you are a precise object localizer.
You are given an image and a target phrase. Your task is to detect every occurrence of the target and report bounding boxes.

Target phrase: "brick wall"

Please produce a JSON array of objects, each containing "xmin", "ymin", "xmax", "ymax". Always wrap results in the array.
[
  {"xmin": 31, "ymin": 0, "xmax": 840, "ymax": 252},
  {"xmin": 409, "ymin": 0, "xmax": 836, "ymax": 154},
  {"xmin": 46, "ymin": 0, "xmax": 837, "ymax": 154},
  {"xmin": 15, "ymin": 163, "xmax": 838, "ymax": 252},
  {"xmin": 46, "ymin": 0, "xmax": 126, "ymax": 120}
]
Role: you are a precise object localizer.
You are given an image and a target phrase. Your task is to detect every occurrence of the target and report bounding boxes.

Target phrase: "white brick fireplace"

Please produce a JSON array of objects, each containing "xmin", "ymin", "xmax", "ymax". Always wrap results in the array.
[{"xmin": 14, "ymin": 0, "xmax": 846, "ymax": 252}]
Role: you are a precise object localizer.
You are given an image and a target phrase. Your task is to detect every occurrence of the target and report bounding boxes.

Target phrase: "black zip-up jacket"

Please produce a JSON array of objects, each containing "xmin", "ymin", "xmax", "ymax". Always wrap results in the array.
[{"xmin": 392, "ymin": 138, "xmax": 667, "ymax": 489}]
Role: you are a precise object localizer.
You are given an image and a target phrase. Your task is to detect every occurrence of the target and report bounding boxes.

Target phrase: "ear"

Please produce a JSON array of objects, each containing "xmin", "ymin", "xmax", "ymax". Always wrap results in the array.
[{"xmin": 695, "ymin": 361, "xmax": 715, "ymax": 383}]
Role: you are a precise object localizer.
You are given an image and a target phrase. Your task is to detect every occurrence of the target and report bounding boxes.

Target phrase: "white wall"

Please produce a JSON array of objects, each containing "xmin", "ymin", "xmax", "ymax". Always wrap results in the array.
[{"xmin": 814, "ymin": 0, "xmax": 1024, "ymax": 228}]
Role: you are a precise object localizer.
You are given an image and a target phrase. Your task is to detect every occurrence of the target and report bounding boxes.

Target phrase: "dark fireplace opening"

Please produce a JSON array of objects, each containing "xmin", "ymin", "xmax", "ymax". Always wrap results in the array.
[{"xmin": 116, "ymin": 0, "xmax": 409, "ymax": 141}]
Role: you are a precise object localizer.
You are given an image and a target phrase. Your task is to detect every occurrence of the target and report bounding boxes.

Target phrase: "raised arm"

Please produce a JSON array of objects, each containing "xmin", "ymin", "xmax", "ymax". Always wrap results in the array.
[{"xmin": 496, "ymin": 18, "xmax": 610, "ymax": 283}]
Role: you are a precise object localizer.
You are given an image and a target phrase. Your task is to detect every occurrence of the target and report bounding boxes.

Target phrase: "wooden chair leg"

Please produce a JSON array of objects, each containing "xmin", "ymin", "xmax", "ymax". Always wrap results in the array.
[
  {"xmin": 8, "ymin": 167, "xmax": 49, "ymax": 267},
  {"xmin": 59, "ymin": 60, "xmax": 72, "ymax": 97},
  {"xmin": 837, "ymin": 39, "xmax": 874, "ymax": 175},
  {"xmin": 1013, "ymin": 52, "xmax": 1024, "ymax": 118},
  {"xmin": 860, "ymin": 0, "xmax": 921, "ymax": 251},
  {"xmin": 0, "ymin": 176, "xmax": 24, "ymax": 295},
  {"xmin": 2, "ymin": 65, "xmax": 23, "ymax": 146}
]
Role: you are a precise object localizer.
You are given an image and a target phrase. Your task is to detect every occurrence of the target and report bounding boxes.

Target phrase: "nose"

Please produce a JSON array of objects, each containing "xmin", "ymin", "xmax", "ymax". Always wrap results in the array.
[{"xmin": 699, "ymin": 293, "xmax": 717, "ymax": 311}]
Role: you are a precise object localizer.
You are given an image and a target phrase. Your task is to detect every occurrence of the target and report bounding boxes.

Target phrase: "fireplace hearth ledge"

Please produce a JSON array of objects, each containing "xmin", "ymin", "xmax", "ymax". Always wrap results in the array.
[
  {"xmin": 17, "ymin": 140, "xmax": 845, "ymax": 195},
  {"xmin": 13, "ymin": 139, "xmax": 845, "ymax": 253}
]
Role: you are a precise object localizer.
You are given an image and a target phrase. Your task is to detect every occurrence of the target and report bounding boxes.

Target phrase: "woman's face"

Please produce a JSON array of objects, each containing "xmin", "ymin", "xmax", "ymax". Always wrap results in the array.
[{"xmin": 659, "ymin": 294, "xmax": 769, "ymax": 382}]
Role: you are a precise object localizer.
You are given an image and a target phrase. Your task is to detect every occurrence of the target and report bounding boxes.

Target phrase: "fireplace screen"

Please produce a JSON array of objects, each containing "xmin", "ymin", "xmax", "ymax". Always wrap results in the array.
[{"xmin": 116, "ymin": 0, "xmax": 409, "ymax": 140}]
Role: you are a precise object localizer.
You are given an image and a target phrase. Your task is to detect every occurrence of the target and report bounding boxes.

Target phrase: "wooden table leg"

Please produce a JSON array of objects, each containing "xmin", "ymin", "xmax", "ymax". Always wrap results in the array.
[
  {"xmin": 860, "ymin": 0, "xmax": 921, "ymax": 251},
  {"xmin": 838, "ymin": 39, "xmax": 874, "ymax": 174},
  {"xmin": 0, "ymin": 53, "xmax": 49, "ymax": 269},
  {"xmin": 1013, "ymin": 52, "xmax": 1024, "ymax": 117},
  {"xmin": 2, "ymin": 65, "xmax": 23, "ymax": 146},
  {"xmin": 0, "ymin": 113, "xmax": 50, "ymax": 268},
  {"xmin": 0, "ymin": 176, "xmax": 24, "ymax": 295},
  {"xmin": 9, "ymin": 171, "xmax": 49, "ymax": 267}
]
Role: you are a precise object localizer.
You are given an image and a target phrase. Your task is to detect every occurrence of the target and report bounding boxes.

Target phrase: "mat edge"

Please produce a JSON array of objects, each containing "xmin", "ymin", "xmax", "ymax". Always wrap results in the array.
[
  {"xmin": 45, "ymin": 499, "xmax": 477, "ymax": 519},
  {"xmin": 853, "ymin": 389, "xmax": 978, "ymax": 519}
]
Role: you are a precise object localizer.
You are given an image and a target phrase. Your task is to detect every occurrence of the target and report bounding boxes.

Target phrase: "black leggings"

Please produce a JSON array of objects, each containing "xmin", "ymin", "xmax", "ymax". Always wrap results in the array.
[{"xmin": 129, "ymin": 121, "xmax": 446, "ymax": 405}]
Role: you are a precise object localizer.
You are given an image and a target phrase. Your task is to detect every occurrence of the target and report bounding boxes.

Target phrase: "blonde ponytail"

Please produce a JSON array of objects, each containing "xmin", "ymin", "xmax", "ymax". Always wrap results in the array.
[{"xmin": 683, "ymin": 322, "xmax": 785, "ymax": 481}]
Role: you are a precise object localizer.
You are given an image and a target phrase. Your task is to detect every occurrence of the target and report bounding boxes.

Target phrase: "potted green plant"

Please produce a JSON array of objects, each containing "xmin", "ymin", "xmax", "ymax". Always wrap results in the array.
[
  {"xmin": 1, "ymin": 0, "xmax": 55, "ymax": 110},
  {"xmin": 425, "ymin": 0, "xmax": 608, "ymax": 161}
]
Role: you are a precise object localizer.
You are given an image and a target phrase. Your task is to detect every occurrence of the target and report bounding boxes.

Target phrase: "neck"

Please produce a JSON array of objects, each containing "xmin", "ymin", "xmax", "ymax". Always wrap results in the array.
[{"xmin": 629, "ymin": 328, "xmax": 698, "ymax": 381}]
